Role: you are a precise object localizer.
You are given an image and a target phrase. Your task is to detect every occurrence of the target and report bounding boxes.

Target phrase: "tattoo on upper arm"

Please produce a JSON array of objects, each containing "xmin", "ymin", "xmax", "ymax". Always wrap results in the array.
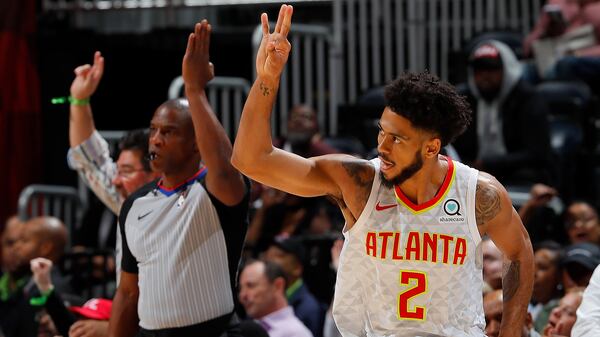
[
  {"xmin": 475, "ymin": 181, "xmax": 501, "ymax": 226},
  {"xmin": 502, "ymin": 260, "xmax": 520, "ymax": 301},
  {"xmin": 341, "ymin": 161, "xmax": 371, "ymax": 190},
  {"xmin": 259, "ymin": 82, "xmax": 271, "ymax": 96}
]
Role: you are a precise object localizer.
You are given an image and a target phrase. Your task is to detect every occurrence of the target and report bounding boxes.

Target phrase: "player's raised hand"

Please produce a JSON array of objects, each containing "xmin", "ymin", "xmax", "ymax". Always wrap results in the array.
[
  {"xmin": 256, "ymin": 4, "xmax": 293, "ymax": 82},
  {"xmin": 70, "ymin": 51, "xmax": 104, "ymax": 100},
  {"xmin": 183, "ymin": 20, "xmax": 214, "ymax": 92},
  {"xmin": 30, "ymin": 257, "xmax": 54, "ymax": 293}
]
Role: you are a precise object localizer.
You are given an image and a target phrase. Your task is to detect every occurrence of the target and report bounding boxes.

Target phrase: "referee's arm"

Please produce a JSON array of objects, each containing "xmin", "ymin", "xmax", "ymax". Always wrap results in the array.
[
  {"xmin": 108, "ymin": 271, "xmax": 139, "ymax": 337},
  {"xmin": 183, "ymin": 21, "xmax": 246, "ymax": 207}
]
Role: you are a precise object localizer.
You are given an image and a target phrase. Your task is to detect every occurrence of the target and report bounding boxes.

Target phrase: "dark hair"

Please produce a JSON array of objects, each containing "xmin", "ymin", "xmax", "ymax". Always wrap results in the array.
[
  {"xmin": 533, "ymin": 240, "xmax": 564, "ymax": 266},
  {"xmin": 263, "ymin": 260, "xmax": 287, "ymax": 288},
  {"xmin": 384, "ymin": 72, "xmax": 472, "ymax": 146},
  {"xmin": 243, "ymin": 259, "xmax": 287, "ymax": 289},
  {"xmin": 119, "ymin": 129, "xmax": 151, "ymax": 172}
]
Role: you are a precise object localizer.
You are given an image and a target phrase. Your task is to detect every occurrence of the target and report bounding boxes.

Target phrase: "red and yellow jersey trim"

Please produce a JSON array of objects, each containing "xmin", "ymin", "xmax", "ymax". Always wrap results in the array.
[{"xmin": 394, "ymin": 157, "xmax": 455, "ymax": 214}]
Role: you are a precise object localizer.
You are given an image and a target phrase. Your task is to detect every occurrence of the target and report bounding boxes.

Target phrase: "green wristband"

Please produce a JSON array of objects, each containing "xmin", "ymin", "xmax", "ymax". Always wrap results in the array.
[
  {"xmin": 68, "ymin": 96, "xmax": 90, "ymax": 106},
  {"xmin": 50, "ymin": 96, "xmax": 90, "ymax": 106},
  {"xmin": 29, "ymin": 286, "xmax": 54, "ymax": 307}
]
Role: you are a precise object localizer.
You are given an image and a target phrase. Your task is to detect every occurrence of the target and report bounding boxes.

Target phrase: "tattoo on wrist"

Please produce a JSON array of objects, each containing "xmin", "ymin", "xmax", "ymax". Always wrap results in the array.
[
  {"xmin": 502, "ymin": 260, "xmax": 520, "ymax": 301},
  {"xmin": 475, "ymin": 181, "xmax": 501, "ymax": 226},
  {"xmin": 259, "ymin": 82, "xmax": 272, "ymax": 96}
]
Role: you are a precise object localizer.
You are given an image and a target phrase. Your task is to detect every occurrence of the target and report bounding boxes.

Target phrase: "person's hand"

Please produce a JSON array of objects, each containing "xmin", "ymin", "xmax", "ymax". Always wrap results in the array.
[
  {"xmin": 68, "ymin": 320, "xmax": 109, "ymax": 337},
  {"xmin": 37, "ymin": 312, "xmax": 59, "ymax": 337},
  {"xmin": 528, "ymin": 184, "xmax": 558, "ymax": 208},
  {"xmin": 256, "ymin": 4, "xmax": 294, "ymax": 83},
  {"xmin": 30, "ymin": 258, "xmax": 54, "ymax": 293},
  {"xmin": 182, "ymin": 20, "xmax": 214, "ymax": 92},
  {"xmin": 70, "ymin": 51, "xmax": 104, "ymax": 100},
  {"xmin": 330, "ymin": 239, "xmax": 344, "ymax": 271}
]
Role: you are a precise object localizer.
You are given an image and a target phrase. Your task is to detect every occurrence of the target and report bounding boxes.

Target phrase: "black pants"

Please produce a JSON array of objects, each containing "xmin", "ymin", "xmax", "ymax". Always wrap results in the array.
[{"xmin": 137, "ymin": 313, "xmax": 242, "ymax": 337}]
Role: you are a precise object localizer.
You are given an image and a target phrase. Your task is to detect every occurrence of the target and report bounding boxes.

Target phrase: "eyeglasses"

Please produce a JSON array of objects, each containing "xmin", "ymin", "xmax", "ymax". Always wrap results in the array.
[
  {"xmin": 116, "ymin": 168, "xmax": 146, "ymax": 179},
  {"xmin": 565, "ymin": 215, "xmax": 598, "ymax": 228}
]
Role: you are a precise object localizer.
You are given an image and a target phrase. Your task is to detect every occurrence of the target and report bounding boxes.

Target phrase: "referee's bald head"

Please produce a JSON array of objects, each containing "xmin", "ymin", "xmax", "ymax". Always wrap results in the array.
[{"xmin": 154, "ymin": 98, "xmax": 195, "ymax": 137}]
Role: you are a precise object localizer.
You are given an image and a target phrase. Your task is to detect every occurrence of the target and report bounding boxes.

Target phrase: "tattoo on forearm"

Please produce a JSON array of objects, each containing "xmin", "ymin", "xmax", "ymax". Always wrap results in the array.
[
  {"xmin": 259, "ymin": 82, "xmax": 271, "ymax": 96},
  {"xmin": 475, "ymin": 181, "xmax": 501, "ymax": 226},
  {"xmin": 502, "ymin": 260, "xmax": 520, "ymax": 301}
]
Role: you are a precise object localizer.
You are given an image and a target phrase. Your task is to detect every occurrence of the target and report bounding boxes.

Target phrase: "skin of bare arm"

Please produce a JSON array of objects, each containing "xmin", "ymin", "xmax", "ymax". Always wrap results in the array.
[
  {"xmin": 476, "ymin": 172, "xmax": 535, "ymax": 337},
  {"xmin": 69, "ymin": 51, "xmax": 104, "ymax": 147},
  {"xmin": 107, "ymin": 271, "xmax": 139, "ymax": 337},
  {"xmin": 231, "ymin": 5, "xmax": 375, "ymax": 227}
]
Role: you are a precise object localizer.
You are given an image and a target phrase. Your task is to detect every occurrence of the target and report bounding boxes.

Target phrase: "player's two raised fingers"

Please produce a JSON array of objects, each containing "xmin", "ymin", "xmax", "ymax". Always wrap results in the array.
[{"xmin": 280, "ymin": 5, "xmax": 293, "ymax": 37}]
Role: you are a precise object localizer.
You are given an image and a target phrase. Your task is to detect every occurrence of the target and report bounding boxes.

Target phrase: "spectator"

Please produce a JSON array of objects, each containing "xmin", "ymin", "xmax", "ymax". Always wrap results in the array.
[
  {"xmin": 239, "ymin": 260, "xmax": 313, "ymax": 337},
  {"xmin": 564, "ymin": 201, "xmax": 600, "ymax": 245},
  {"xmin": 274, "ymin": 104, "xmax": 339, "ymax": 158},
  {"xmin": 542, "ymin": 288, "xmax": 585, "ymax": 337},
  {"xmin": 562, "ymin": 243, "xmax": 600, "ymax": 290},
  {"xmin": 482, "ymin": 237, "xmax": 504, "ymax": 290},
  {"xmin": 29, "ymin": 257, "xmax": 110, "ymax": 337},
  {"xmin": 524, "ymin": 0, "xmax": 600, "ymax": 86},
  {"xmin": 0, "ymin": 216, "xmax": 70, "ymax": 337},
  {"xmin": 264, "ymin": 238, "xmax": 325, "ymax": 337},
  {"xmin": 518, "ymin": 184, "xmax": 566, "ymax": 245},
  {"xmin": 531, "ymin": 241, "xmax": 564, "ymax": 333},
  {"xmin": 248, "ymin": 188, "xmax": 317, "ymax": 253},
  {"xmin": 453, "ymin": 40, "xmax": 554, "ymax": 184},
  {"xmin": 66, "ymin": 51, "xmax": 159, "ymax": 278},
  {"xmin": 518, "ymin": 187, "xmax": 600, "ymax": 246},
  {"xmin": 1, "ymin": 216, "xmax": 23, "ymax": 274},
  {"xmin": 322, "ymin": 240, "xmax": 343, "ymax": 337},
  {"xmin": 484, "ymin": 289, "xmax": 540, "ymax": 337},
  {"xmin": 571, "ymin": 265, "xmax": 600, "ymax": 336}
]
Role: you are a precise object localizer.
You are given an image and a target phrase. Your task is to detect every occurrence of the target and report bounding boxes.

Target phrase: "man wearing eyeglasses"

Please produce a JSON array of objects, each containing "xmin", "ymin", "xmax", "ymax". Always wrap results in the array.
[
  {"xmin": 67, "ymin": 51, "xmax": 159, "ymax": 215},
  {"xmin": 65, "ymin": 52, "xmax": 160, "ymax": 337}
]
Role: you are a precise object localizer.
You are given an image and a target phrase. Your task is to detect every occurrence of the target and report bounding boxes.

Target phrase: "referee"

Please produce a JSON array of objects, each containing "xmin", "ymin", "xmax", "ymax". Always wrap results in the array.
[{"xmin": 108, "ymin": 20, "xmax": 249, "ymax": 337}]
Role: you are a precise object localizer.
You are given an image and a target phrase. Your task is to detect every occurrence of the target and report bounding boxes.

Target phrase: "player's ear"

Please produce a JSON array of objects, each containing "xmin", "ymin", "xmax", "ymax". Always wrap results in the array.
[{"xmin": 423, "ymin": 136, "xmax": 441, "ymax": 159}]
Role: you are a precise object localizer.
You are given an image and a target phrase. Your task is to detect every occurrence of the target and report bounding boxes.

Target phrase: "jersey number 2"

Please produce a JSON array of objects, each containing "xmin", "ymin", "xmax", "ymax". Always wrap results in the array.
[{"xmin": 397, "ymin": 270, "xmax": 427, "ymax": 321}]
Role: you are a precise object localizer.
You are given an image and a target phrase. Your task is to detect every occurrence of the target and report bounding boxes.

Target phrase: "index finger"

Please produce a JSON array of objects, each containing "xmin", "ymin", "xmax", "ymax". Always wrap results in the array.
[
  {"xmin": 280, "ymin": 5, "xmax": 294, "ymax": 37},
  {"xmin": 261, "ymin": 13, "xmax": 270, "ymax": 36}
]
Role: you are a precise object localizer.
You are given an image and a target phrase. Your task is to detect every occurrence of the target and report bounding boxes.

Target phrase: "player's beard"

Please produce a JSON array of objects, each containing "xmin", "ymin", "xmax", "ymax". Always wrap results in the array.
[{"xmin": 380, "ymin": 149, "xmax": 423, "ymax": 189}]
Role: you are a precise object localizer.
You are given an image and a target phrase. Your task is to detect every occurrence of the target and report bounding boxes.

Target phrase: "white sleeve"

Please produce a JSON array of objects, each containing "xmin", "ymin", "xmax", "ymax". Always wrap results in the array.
[
  {"xmin": 573, "ymin": 265, "xmax": 600, "ymax": 337},
  {"xmin": 67, "ymin": 130, "xmax": 122, "ymax": 214}
]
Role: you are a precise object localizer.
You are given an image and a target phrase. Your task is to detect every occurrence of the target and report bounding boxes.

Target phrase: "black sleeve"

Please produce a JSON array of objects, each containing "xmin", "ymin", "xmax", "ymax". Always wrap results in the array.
[
  {"xmin": 43, "ymin": 290, "xmax": 78, "ymax": 337},
  {"xmin": 204, "ymin": 177, "xmax": 251, "ymax": 289},
  {"xmin": 118, "ymin": 180, "xmax": 157, "ymax": 274}
]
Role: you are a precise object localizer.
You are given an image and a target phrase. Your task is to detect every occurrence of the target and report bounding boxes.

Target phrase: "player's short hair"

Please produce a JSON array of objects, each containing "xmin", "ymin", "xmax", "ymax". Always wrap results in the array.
[
  {"xmin": 119, "ymin": 129, "xmax": 151, "ymax": 172},
  {"xmin": 384, "ymin": 72, "xmax": 472, "ymax": 146}
]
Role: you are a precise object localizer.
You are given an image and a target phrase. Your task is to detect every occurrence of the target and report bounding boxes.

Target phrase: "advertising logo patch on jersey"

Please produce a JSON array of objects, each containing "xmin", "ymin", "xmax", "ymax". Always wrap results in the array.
[{"xmin": 439, "ymin": 199, "xmax": 465, "ymax": 223}]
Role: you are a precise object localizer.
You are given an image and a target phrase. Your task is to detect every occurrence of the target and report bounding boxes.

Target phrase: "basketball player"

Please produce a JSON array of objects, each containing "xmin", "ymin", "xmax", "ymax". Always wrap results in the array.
[{"xmin": 231, "ymin": 5, "xmax": 534, "ymax": 337}]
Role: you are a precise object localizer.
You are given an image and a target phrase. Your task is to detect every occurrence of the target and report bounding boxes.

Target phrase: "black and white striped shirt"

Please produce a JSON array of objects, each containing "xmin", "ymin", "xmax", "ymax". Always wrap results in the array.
[{"xmin": 119, "ymin": 169, "xmax": 249, "ymax": 330}]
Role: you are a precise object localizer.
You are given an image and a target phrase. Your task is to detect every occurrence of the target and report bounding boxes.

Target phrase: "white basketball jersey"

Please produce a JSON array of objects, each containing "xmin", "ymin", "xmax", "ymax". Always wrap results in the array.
[{"xmin": 332, "ymin": 157, "xmax": 485, "ymax": 337}]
